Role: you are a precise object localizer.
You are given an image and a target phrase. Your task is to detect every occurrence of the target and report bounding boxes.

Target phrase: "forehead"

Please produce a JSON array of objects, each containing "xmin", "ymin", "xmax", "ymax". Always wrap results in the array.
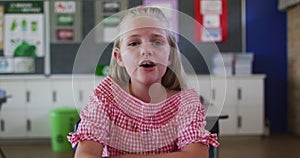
[
  {"xmin": 120, "ymin": 16, "xmax": 168, "ymax": 35},
  {"xmin": 121, "ymin": 27, "xmax": 168, "ymax": 40}
]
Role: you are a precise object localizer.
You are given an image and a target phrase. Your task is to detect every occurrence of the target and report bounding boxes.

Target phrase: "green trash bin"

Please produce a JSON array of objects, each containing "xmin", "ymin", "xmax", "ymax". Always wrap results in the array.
[{"xmin": 50, "ymin": 107, "xmax": 80, "ymax": 152}]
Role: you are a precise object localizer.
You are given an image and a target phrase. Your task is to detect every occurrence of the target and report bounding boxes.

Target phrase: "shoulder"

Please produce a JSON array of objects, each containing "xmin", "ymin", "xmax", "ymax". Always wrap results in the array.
[
  {"xmin": 175, "ymin": 88, "xmax": 202, "ymax": 112},
  {"xmin": 94, "ymin": 76, "xmax": 113, "ymax": 93},
  {"xmin": 180, "ymin": 88, "xmax": 200, "ymax": 102}
]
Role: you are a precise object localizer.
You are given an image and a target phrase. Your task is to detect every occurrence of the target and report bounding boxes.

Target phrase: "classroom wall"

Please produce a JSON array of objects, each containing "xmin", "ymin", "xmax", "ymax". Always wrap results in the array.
[
  {"xmin": 246, "ymin": 0, "xmax": 288, "ymax": 132},
  {"xmin": 53, "ymin": 0, "xmax": 242, "ymax": 74}
]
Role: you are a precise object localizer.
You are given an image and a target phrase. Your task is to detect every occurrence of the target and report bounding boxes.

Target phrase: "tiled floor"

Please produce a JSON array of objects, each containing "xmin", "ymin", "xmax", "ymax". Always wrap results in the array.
[{"xmin": 1, "ymin": 133, "xmax": 300, "ymax": 158}]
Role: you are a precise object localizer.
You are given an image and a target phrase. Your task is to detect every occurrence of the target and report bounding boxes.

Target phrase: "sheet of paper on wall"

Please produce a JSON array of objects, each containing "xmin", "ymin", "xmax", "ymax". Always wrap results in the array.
[
  {"xmin": 14, "ymin": 57, "xmax": 34, "ymax": 73},
  {"xmin": 54, "ymin": 1, "xmax": 76, "ymax": 13},
  {"xmin": 201, "ymin": 28, "xmax": 222, "ymax": 42},
  {"xmin": 56, "ymin": 29, "xmax": 74, "ymax": 41},
  {"xmin": 102, "ymin": 1, "xmax": 121, "ymax": 13},
  {"xmin": 0, "ymin": 57, "xmax": 14, "ymax": 73},
  {"xmin": 56, "ymin": 14, "xmax": 75, "ymax": 26},
  {"xmin": 203, "ymin": 15, "xmax": 220, "ymax": 28},
  {"xmin": 201, "ymin": 0, "xmax": 222, "ymax": 15},
  {"xmin": 103, "ymin": 27, "xmax": 118, "ymax": 43}
]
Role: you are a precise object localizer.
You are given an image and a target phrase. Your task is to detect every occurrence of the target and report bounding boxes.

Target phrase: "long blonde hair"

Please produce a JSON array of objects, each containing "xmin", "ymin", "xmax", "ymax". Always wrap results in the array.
[{"xmin": 110, "ymin": 6, "xmax": 187, "ymax": 91}]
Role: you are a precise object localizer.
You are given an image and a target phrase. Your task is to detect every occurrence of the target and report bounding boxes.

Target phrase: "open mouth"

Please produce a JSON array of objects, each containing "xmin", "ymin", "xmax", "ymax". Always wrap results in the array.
[{"xmin": 139, "ymin": 60, "xmax": 156, "ymax": 68}]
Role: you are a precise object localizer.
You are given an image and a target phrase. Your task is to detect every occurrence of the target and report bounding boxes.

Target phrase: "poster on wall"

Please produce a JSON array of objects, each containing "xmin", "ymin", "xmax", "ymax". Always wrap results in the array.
[
  {"xmin": 101, "ymin": 1, "xmax": 121, "ymax": 43},
  {"xmin": 54, "ymin": 1, "xmax": 76, "ymax": 42},
  {"xmin": 49, "ymin": 0, "xmax": 82, "ymax": 43},
  {"xmin": 143, "ymin": 0, "xmax": 178, "ymax": 40},
  {"xmin": 94, "ymin": 0, "xmax": 128, "ymax": 43},
  {"xmin": 4, "ymin": 1, "xmax": 45, "ymax": 57},
  {"xmin": 194, "ymin": 0, "xmax": 228, "ymax": 42}
]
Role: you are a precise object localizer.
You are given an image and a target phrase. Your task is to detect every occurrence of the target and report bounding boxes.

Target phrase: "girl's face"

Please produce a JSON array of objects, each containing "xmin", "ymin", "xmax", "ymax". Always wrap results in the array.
[{"xmin": 114, "ymin": 16, "xmax": 171, "ymax": 86}]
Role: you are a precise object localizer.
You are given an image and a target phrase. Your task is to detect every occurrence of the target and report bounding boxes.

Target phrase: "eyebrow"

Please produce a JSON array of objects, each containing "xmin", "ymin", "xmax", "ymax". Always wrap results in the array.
[{"xmin": 126, "ymin": 33, "xmax": 166, "ymax": 39}]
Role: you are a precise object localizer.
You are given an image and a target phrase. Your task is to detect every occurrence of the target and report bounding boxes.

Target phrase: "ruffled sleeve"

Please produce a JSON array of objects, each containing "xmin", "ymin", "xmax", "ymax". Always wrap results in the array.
[
  {"xmin": 67, "ymin": 86, "xmax": 111, "ymax": 148},
  {"xmin": 176, "ymin": 90, "xmax": 220, "ymax": 150}
]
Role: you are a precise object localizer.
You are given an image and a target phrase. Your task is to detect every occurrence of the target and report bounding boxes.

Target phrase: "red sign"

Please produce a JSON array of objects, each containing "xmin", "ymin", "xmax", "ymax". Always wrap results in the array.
[{"xmin": 194, "ymin": 0, "xmax": 228, "ymax": 42}]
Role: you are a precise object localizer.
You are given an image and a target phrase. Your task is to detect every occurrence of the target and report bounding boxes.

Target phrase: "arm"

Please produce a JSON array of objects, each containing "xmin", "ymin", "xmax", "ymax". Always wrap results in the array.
[
  {"xmin": 75, "ymin": 140, "xmax": 103, "ymax": 158},
  {"xmin": 110, "ymin": 142, "xmax": 208, "ymax": 158}
]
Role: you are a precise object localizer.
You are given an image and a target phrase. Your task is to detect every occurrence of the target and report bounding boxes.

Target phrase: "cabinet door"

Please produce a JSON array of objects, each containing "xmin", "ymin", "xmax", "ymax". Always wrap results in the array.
[
  {"xmin": 0, "ymin": 109, "xmax": 27, "ymax": 138},
  {"xmin": 236, "ymin": 79, "xmax": 264, "ymax": 106},
  {"xmin": 238, "ymin": 107, "xmax": 264, "ymax": 135},
  {"xmin": 73, "ymin": 79, "xmax": 95, "ymax": 110},
  {"xmin": 236, "ymin": 78, "xmax": 264, "ymax": 135},
  {"xmin": 0, "ymin": 80, "xmax": 27, "ymax": 138},
  {"xmin": 27, "ymin": 109, "xmax": 51, "ymax": 138},
  {"xmin": 25, "ymin": 80, "xmax": 52, "ymax": 109},
  {"xmin": 196, "ymin": 78, "xmax": 212, "ymax": 103},
  {"xmin": 25, "ymin": 80, "xmax": 52, "ymax": 138},
  {"xmin": 219, "ymin": 107, "xmax": 238, "ymax": 135},
  {"xmin": 52, "ymin": 79, "xmax": 76, "ymax": 108},
  {"xmin": 211, "ymin": 79, "xmax": 237, "ymax": 110},
  {"xmin": 0, "ymin": 80, "xmax": 26, "ymax": 110}
]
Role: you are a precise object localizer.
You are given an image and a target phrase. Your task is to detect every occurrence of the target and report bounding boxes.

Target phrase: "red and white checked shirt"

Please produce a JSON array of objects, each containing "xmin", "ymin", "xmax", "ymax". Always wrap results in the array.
[{"xmin": 68, "ymin": 76, "xmax": 219, "ymax": 157}]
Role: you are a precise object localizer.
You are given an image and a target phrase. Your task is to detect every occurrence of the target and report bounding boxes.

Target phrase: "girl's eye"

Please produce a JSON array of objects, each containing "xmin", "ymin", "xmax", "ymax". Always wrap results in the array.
[
  {"xmin": 153, "ymin": 41, "xmax": 163, "ymax": 46},
  {"xmin": 128, "ymin": 42, "xmax": 139, "ymax": 47}
]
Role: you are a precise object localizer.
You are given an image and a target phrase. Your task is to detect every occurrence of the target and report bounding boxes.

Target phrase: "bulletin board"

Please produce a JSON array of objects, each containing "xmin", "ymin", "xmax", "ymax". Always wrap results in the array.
[{"xmin": 194, "ymin": 0, "xmax": 228, "ymax": 42}]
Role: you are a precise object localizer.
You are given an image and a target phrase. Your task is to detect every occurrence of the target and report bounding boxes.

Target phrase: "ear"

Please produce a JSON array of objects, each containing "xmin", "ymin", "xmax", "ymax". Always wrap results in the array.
[{"xmin": 113, "ymin": 48, "xmax": 125, "ymax": 67}]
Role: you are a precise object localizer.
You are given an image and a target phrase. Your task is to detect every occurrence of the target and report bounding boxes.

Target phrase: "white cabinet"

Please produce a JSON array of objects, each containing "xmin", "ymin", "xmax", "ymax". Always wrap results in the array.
[
  {"xmin": 0, "ymin": 109, "xmax": 27, "ymax": 138},
  {"xmin": 0, "ymin": 75, "xmax": 265, "ymax": 138},
  {"xmin": 187, "ymin": 75, "xmax": 265, "ymax": 136},
  {"xmin": 219, "ymin": 107, "xmax": 238, "ymax": 135},
  {"xmin": 25, "ymin": 80, "xmax": 52, "ymax": 109},
  {"xmin": 216, "ymin": 75, "xmax": 266, "ymax": 135},
  {"xmin": 0, "ymin": 79, "xmax": 53, "ymax": 138},
  {"xmin": 73, "ymin": 78, "xmax": 96, "ymax": 110},
  {"xmin": 27, "ymin": 109, "xmax": 51, "ymax": 137},
  {"xmin": 0, "ymin": 80, "xmax": 27, "ymax": 138},
  {"xmin": 236, "ymin": 78, "xmax": 264, "ymax": 135},
  {"xmin": 25, "ymin": 79, "xmax": 53, "ymax": 138},
  {"xmin": 0, "ymin": 80, "xmax": 26, "ymax": 110},
  {"xmin": 51, "ymin": 79, "xmax": 76, "ymax": 108}
]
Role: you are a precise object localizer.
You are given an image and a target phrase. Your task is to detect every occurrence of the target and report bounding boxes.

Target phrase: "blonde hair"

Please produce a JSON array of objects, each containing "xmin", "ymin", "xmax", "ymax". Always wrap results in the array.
[{"xmin": 110, "ymin": 7, "xmax": 187, "ymax": 91}]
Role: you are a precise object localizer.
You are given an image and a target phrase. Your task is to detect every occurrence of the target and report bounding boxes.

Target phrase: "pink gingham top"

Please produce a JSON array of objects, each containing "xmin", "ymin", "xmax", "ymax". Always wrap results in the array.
[{"xmin": 68, "ymin": 76, "xmax": 219, "ymax": 157}]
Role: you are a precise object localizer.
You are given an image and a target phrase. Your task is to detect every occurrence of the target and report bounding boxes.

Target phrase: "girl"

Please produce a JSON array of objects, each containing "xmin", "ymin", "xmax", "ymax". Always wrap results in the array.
[{"xmin": 68, "ymin": 6, "xmax": 219, "ymax": 158}]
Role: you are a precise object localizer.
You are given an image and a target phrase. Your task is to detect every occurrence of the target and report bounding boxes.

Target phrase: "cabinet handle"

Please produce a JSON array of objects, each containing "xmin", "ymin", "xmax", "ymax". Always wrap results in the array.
[
  {"xmin": 26, "ymin": 91, "xmax": 30, "ymax": 103},
  {"xmin": 27, "ymin": 119, "xmax": 31, "ymax": 131},
  {"xmin": 237, "ymin": 115, "xmax": 242, "ymax": 128},
  {"xmin": 1, "ymin": 119, "xmax": 5, "ymax": 132},
  {"xmin": 237, "ymin": 88, "xmax": 242, "ymax": 100},
  {"xmin": 212, "ymin": 88, "xmax": 216, "ymax": 100},
  {"xmin": 79, "ymin": 90, "xmax": 83, "ymax": 102},
  {"xmin": 52, "ymin": 91, "xmax": 57, "ymax": 102}
]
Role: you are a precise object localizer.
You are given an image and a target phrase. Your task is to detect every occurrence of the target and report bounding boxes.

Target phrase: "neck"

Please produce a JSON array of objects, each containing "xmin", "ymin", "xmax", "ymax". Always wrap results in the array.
[{"xmin": 129, "ymin": 82, "xmax": 167, "ymax": 103}]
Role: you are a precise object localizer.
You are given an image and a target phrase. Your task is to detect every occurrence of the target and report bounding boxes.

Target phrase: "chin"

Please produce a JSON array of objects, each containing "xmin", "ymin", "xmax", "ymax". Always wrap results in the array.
[{"xmin": 135, "ymin": 75, "xmax": 162, "ymax": 85}]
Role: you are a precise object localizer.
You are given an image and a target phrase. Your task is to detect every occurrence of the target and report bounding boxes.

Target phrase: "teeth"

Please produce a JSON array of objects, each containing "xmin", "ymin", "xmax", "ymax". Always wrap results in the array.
[
  {"xmin": 142, "ymin": 61, "xmax": 151, "ymax": 65},
  {"xmin": 140, "ymin": 61, "xmax": 155, "ymax": 66}
]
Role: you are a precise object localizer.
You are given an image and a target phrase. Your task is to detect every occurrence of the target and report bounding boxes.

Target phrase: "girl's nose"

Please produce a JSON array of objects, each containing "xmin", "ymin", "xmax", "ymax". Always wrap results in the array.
[{"xmin": 140, "ymin": 43, "xmax": 153, "ymax": 56}]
